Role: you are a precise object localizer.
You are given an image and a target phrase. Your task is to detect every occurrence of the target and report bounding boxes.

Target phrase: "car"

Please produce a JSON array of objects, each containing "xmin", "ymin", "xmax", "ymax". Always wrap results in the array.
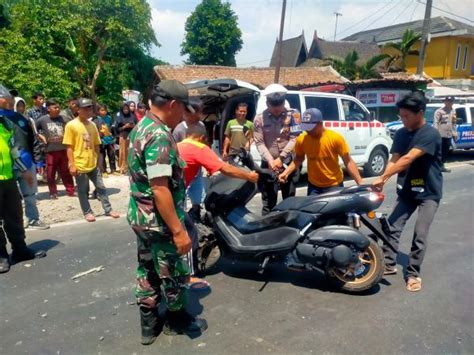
[
  {"xmin": 185, "ymin": 79, "xmax": 393, "ymax": 177},
  {"xmin": 385, "ymin": 101, "xmax": 474, "ymax": 150}
]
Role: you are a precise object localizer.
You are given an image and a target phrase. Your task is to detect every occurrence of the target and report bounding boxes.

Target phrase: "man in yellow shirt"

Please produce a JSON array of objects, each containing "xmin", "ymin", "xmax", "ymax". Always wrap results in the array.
[
  {"xmin": 63, "ymin": 98, "xmax": 120, "ymax": 222},
  {"xmin": 279, "ymin": 108, "xmax": 363, "ymax": 195}
]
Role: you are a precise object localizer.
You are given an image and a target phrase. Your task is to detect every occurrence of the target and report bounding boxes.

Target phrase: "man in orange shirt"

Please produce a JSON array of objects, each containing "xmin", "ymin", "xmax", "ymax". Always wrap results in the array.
[{"xmin": 279, "ymin": 108, "xmax": 363, "ymax": 195}]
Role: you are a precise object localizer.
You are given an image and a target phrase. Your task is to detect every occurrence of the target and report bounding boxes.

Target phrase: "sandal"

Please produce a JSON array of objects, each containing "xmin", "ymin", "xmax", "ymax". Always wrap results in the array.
[
  {"xmin": 384, "ymin": 267, "xmax": 398, "ymax": 275},
  {"xmin": 187, "ymin": 276, "xmax": 210, "ymax": 290},
  {"xmin": 106, "ymin": 211, "xmax": 120, "ymax": 219},
  {"xmin": 85, "ymin": 214, "xmax": 96, "ymax": 222},
  {"xmin": 406, "ymin": 276, "xmax": 422, "ymax": 292}
]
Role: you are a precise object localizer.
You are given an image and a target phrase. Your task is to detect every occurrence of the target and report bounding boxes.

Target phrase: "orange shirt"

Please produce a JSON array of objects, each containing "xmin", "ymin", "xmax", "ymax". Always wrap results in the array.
[{"xmin": 295, "ymin": 129, "xmax": 349, "ymax": 188}]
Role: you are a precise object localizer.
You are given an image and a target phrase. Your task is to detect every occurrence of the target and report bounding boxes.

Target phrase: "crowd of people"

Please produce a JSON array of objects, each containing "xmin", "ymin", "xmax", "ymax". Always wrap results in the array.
[{"xmin": 1, "ymin": 80, "xmax": 444, "ymax": 345}]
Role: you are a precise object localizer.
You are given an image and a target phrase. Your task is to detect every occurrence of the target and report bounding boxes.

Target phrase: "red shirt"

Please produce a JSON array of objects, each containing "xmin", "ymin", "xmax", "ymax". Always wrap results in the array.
[{"xmin": 177, "ymin": 138, "xmax": 225, "ymax": 187}]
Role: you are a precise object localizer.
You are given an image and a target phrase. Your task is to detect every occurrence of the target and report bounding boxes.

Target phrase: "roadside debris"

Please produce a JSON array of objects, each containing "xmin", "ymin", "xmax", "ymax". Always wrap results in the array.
[{"xmin": 71, "ymin": 266, "xmax": 105, "ymax": 281}]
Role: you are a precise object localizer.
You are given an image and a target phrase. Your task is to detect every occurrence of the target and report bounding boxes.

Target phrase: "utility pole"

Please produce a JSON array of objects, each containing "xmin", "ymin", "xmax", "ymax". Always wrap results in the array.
[
  {"xmin": 274, "ymin": 0, "xmax": 287, "ymax": 83},
  {"xmin": 416, "ymin": 0, "xmax": 432, "ymax": 76},
  {"xmin": 333, "ymin": 12, "xmax": 342, "ymax": 41}
]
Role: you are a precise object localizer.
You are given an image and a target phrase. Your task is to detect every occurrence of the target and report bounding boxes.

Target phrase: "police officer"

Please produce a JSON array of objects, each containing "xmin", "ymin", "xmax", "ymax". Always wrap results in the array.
[
  {"xmin": 0, "ymin": 85, "xmax": 46, "ymax": 273},
  {"xmin": 127, "ymin": 80, "xmax": 207, "ymax": 345},
  {"xmin": 253, "ymin": 84, "xmax": 300, "ymax": 215},
  {"xmin": 433, "ymin": 96, "xmax": 457, "ymax": 172}
]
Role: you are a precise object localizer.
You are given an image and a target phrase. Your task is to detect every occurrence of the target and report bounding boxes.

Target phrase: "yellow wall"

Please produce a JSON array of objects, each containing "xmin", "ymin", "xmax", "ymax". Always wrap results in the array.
[{"xmin": 382, "ymin": 36, "xmax": 474, "ymax": 79}]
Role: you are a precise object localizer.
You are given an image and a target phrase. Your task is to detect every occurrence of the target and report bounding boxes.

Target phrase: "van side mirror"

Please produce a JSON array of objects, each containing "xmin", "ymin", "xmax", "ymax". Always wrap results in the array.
[{"xmin": 367, "ymin": 111, "xmax": 376, "ymax": 121}]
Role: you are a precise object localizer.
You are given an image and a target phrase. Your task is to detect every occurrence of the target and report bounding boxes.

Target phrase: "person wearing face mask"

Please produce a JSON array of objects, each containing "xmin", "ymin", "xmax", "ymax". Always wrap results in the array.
[{"xmin": 253, "ymin": 84, "xmax": 300, "ymax": 215}]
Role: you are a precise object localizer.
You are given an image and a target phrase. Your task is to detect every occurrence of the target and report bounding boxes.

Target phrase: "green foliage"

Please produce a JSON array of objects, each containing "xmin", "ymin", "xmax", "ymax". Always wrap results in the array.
[
  {"xmin": 327, "ymin": 51, "xmax": 389, "ymax": 80},
  {"xmin": 181, "ymin": 0, "xmax": 243, "ymax": 66},
  {"xmin": 0, "ymin": 0, "xmax": 166, "ymax": 110},
  {"xmin": 384, "ymin": 29, "xmax": 421, "ymax": 71}
]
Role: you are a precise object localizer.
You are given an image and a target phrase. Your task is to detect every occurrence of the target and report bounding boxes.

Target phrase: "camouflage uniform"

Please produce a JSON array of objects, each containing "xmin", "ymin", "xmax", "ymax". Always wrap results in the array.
[{"xmin": 127, "ymin": 111, "xmax": 190, "ymax": 312}]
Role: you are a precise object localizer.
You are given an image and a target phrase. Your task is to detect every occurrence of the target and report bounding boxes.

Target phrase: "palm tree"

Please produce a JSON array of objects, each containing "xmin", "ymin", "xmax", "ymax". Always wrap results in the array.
[
  {"xmin": 384, "ymin": 29, "xmax": 421, "ymax": 71},
  {"xmin": 327, "ymin": 50, "xmax": 389, "ymax": 80}
]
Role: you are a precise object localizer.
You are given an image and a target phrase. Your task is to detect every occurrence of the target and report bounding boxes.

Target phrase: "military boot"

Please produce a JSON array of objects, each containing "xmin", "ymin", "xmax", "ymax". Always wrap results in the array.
[
  {"xmin": 163, "ymin": 309, "xmax": 208, "ymax": 336},
  {"xmin": 11, "ymin": 244, "xmax": 46, "ymax": 264},
  {"xmin": 140, "ymin": 307, "xmax": 161, "ymax": 345},
  {"xmin": 0, "ymin": 245, "xmax": 10, "ymax": 274}
]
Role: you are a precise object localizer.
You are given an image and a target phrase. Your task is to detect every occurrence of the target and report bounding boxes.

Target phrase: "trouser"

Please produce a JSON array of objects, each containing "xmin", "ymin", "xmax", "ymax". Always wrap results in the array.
[
  {"xmin": 75, "ymin": 168, "xmax": 112, "ymax": 215},
  {"xmin": 0, "ymin": 179, "xmax": 28, "ymax": 251},
  {"xmin": 187, "ymin": 169, "xmax": 206, "ymax": 205},
  {"xmin": 118, "ymin": 137, "xmax": 129, "ymax": 173},
  {"xmin": 382, "ymin": 197, "xmax": 439, "ymax": 278},
  {"xmin": 46, "ymin": 150, "xmax": 75, "ymax": 195},
  {"xmin": 16, "ymin": 164, "xmax": 40, "ymax": 222},
  {"xmin": 441, "ymin": 137, "xmax": 451, "ymax": 164},
  {"xmin": 99, "ymin": 144, "xmax": 116, "ymax": 173},
  {"xmin": 307, "ymin": 181, "xmax": 344, "ymax": 196},
  {"xmin": 259, "ymin": 161, "xmax": 296, "ymax": 215},
  {"xmin": 133, "ymin": 227, "xmax": 191, "ymax": 312}
]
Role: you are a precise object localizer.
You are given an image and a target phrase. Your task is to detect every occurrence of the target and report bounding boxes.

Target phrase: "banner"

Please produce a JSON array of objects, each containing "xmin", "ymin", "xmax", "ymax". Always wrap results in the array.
[{"xmin": 356, "ymin": 90, "xmax": 411, "ymax": 107}]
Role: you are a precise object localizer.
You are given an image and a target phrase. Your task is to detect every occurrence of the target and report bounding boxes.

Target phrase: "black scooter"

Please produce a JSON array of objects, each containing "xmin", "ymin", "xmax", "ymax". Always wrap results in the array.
[{"xmin": 196, "ymin": 152, "xmax": 395, "ymax": 293}]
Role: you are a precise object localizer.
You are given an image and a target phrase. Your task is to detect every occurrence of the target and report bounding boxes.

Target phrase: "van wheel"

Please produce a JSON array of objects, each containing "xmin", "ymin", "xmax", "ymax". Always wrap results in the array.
[{"xmin": 364, "ymin": 148, "xmax": 387, "ymax": 177}]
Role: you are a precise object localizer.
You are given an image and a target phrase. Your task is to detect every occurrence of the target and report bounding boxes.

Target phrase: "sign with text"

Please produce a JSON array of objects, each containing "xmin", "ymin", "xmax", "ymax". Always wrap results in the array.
[{"xmin": 356, "ymin": 90, "xmax": 411, "ymax": 107}]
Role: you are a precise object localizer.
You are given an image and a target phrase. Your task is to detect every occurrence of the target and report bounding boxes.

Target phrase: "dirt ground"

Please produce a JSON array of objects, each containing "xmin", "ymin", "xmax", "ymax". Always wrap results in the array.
[{"xmin": 34, "ymin": 174, "xmax": 130, "ymax": 224}]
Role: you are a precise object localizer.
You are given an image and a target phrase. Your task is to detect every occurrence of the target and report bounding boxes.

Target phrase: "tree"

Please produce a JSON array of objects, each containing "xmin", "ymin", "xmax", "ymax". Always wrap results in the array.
[
  {"xmin": 384, "ymin": 29, "xmax": 421, "ymax": 71},
  {"xmin": 327, "ymin": 50, "xmax": 389, "ymax": 80},
  {"xmin": 0, "ymin": 0, "xmax": 164, "ymax": 109},
  {"xmin": 181, "ymin": 0, "xmax": 243, "ymax": 66}
]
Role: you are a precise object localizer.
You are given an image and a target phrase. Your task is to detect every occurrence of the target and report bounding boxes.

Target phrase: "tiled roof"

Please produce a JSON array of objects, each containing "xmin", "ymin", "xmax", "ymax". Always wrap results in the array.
[
  {"xmin": 309, "ymin": 38, "xmax": 381, "ymax": 63},
  {"xmin": 154, "ymin": 65, "xmax": 349, "ymax": 89},
  {"xmin": 351, "ymin": 72, "xmax": 432, "ymax": 85},
  {"xmin": 342, "ymin": 16, "xmax": 474, "ymax": 44},
  {"xmin": 269, "ymin": 33, "xmax": 308, "ymax": 67}
]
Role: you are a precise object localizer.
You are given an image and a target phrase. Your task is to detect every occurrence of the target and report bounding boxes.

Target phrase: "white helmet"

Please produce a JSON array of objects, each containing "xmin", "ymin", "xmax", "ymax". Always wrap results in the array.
[{"xmin": 262, "ymin": 83, "xmax": 288, "ymax": 98}]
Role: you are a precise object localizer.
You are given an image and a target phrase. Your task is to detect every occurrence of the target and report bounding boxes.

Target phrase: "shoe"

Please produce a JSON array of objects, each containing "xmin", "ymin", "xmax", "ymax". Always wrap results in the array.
[
  {"xmin": 28, "ymin": 219, "xmax": 50, "ymax": 230},
  {"xmin": 441, "ymin": 166, "xmax": 451, "ymax": 173},
  {"xmin": 106, "ymin": 211, "xmax": 120, "ymax": 219},
  {"xmin": 11, "ymin": 247, "xmax": 46, "ymax": 263},
  {"xmin": 186, "ymin": 276, "xmax": 210, "ymax": 290},
  {"xmin": 384, "ymin": 267, "xmax": 398, "ymax": 275},
  {"xmin": 49, "ymin": 194, "xmax": 58, "ymax": 200},
  {"xmin": 103, "ymin": 173, "xmax": 109, "ymax": 178},
  {"xmin": 140, "ymin": 307, "xmax": 162, "ymax": 345},
  {"xmin": 406, "ymin": 276, "xmax": 422, "ymax": 292},
  {"xmin": 0, "ymin": 247, "xmax": 10, "ymax": 273},
  {"xmin": 88, "ymin": 193, "xmax": 97, "ymax": 200},
  {"xmin": 23, "ymin": 217, "xmax": 30, "ymax": 229},
  {"xmin": 112, "ymin": 171, "xmax": 121, "ymax": 176},
  {"xmin": 163, "ymin": 310, "xmax": 208, "ymax": 336}
]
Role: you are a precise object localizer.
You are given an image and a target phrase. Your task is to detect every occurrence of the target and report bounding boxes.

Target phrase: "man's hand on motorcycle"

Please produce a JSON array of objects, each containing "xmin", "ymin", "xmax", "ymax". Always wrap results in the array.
[
  {"xmin": 278, "ymin": 172, "xmax": 288, "ymax": 184},
  {"xmin": 248, "ymin": 171, "xmax": 259, "ymax": 183},
  {"xmin": 371, "ymin": 177, "xmax": 385, "ymax": 192},
  {"xmin": 173, "ymin": 229, "xmax": 192, "ymax": 255}
]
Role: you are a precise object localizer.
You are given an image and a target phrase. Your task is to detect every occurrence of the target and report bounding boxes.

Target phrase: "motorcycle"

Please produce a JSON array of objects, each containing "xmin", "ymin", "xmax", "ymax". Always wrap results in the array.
[{"xmin": 195, "ymin": 152, "xmax": 396, "ymax": 293}]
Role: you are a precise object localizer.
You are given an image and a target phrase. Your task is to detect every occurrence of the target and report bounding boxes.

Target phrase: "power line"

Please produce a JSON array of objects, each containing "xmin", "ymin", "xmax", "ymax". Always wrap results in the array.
[
  {"xmin": 416, "ymin": 0, "xmax": 473, "ymax": 23},
  {"xmin": 358, "ymin": 1, "xmax": 403, "ymax": 32},
  {"xmin": 239, "ymin": 58, "xmax": 272, "ymax": 66},
  {"xmin": 409, "ymin": 1, "xmax": 419, "ymax": 21},
  {"xmin": 336, "ymin": 1, "xmax": 394, "ymax": 38}
]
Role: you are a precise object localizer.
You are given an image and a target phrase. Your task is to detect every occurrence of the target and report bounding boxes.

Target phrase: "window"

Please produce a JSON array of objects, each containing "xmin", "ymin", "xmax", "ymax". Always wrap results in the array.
[
  {"xmin": 455, "ymin": 108, "xmax": 467, "ymax": 124},
  {"xmin": 341, "ymin": 99, "xmax": 367, "ymax": 121},
  {"xmin": 286, "ymin": 93, "xmax": 301, "ymax": 112},
  {"xmin": 470, "ymin": 108, "xmax": 474, "ymax": 121},
  {"xmin": 454, "ymin": 44, "xmax": 461, "ymax": 70},
  {"xmin": 462, "ymin": 46, "xmax": 469, "ymax": 71},
  {"xmin": 304, "ymin": 96, "xmax": 340, "ymax": 121}
]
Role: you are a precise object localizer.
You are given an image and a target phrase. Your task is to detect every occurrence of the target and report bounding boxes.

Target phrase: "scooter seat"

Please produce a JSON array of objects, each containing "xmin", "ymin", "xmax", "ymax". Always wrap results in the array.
[
  {"xmin": 215, "ymin": 216, "xmax": 301, "ymax": 254},
  {"xmin": 273, "ymin": 196, "xmax": 329, "ymax": 213},
  {"xmin": 227, "ymin": 206, "xmax": 316, "ymax": 234}
]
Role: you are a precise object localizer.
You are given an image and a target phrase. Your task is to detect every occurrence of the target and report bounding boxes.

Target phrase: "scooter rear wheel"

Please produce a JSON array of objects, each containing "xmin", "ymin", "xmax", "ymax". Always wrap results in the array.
[{"xmin": 326, "ymin": 238, "xmax": 384, "ymax": 293}]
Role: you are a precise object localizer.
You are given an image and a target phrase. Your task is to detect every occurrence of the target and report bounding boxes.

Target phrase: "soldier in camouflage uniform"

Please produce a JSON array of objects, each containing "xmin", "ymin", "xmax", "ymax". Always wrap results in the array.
[{"xmin": 127, "ymin": 80, "xmax": 207, "ymax": 345}]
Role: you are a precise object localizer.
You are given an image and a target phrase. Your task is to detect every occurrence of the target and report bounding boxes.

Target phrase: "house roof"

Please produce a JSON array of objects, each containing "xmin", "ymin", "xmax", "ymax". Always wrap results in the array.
[
  {"xmin": 348, "ymin": 72, "xmax": 432, "ymax": 89},
  {"xmin": 342, "ymin": 16, "xmax": 474, "ymax": 44},
  {"xmin": 153, "ymin": 65, "xmax": 349, "ymax": 90},
  {"xmin": 269, "ymin": 33, "xmax": 307, "ymax": 67},
  {"xmin": 308, "ymin": 38, "xmax": 381, "ymax": 63}
]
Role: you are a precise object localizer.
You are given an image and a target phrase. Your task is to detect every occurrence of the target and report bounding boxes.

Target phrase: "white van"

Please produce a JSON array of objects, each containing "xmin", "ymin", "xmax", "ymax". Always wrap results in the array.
[{"xmin": 186, "ymin": 79, "xmax": 392, "ymax": 177}]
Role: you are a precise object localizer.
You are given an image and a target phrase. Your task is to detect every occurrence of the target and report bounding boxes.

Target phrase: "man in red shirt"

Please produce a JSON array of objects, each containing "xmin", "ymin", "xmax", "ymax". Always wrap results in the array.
[{"xmin": 178, "ymin": 125, "xmax": 259, "ymax": 188}]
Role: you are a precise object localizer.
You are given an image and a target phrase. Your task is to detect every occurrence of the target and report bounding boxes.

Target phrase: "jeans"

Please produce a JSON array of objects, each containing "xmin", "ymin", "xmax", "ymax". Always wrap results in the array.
[
  {"xmin": 307, "ymin": 181, "xmax": 344, "ymax": 196},
  {"xmin": 382, "ymin": 197, "xmax": 439, "ymax": 278},
  {"xmin": 46, "ymin": 150, "xmax": 75, "ymax": 195},
  {"xmin": 16, "ymin": 164, "xmax": 40, "ymax": 222},
  {"xmin": 75, "ymin": 168, "xmax": 112, "ymax": 215},
  {"xmin": 187, "ymin": 169, "xmax": 206, "ymax": 205}
]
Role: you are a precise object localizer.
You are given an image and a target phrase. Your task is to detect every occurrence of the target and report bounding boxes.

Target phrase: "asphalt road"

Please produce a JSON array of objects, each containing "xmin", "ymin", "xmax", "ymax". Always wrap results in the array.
[{"xmin": 1, "ymin": 158, "xmax": 473, "ymax": 355}]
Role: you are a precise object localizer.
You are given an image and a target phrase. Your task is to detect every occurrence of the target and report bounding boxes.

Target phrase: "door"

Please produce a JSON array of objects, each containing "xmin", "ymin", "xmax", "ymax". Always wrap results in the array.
[
  {"xmin": 340, "ymin": 98, "xmax": 371, "ymax": 159},
  {"xmin": 455, "ymin": 107, "xmax": 474, "ymax": 149}
]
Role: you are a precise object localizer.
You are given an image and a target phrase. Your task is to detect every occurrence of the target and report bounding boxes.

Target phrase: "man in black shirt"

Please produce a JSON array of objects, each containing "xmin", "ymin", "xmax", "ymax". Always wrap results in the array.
[{"xmin": 373, "ymin": 91, "xmax": 442, "ymax": 292}]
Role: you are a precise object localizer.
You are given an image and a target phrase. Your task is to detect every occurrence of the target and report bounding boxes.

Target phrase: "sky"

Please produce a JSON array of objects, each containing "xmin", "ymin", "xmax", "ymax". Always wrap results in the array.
[{"xmin": 147, "ymin": 0, "xmax": 474, "ymax": 67}]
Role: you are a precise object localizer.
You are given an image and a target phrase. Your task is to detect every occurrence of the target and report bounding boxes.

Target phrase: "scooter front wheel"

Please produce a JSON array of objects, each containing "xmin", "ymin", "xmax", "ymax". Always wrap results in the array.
[
  {"xmin": 196, "ymin": 239, "xmax": 221, "ymax": 274},
  {"xmin": 326, "ymin": 238, "xmax": 384, "ymax": 293}
]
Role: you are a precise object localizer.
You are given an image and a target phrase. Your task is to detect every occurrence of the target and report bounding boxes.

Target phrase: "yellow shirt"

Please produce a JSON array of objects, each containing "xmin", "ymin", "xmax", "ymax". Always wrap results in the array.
[
  {"xmin": 295, "ymin": 129, "xmax": 349, "ymax": 188},
  {"xmin": 63, "ymin": 118, "xmax": 101, "ymax": 173}
]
